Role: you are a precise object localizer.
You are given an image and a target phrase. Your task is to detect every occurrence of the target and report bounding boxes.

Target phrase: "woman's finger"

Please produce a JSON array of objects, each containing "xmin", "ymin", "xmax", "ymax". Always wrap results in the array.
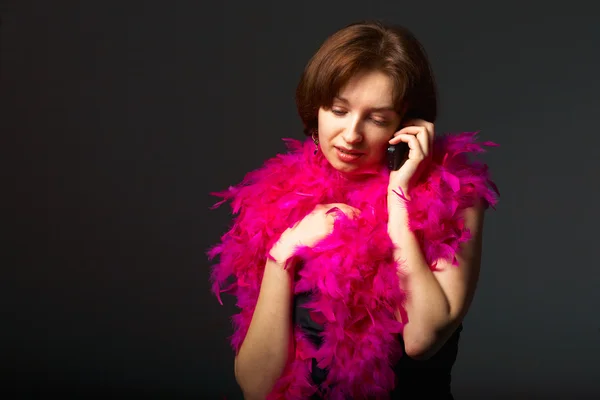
[
  {"xmin": 325, "ymin": 206, "xmax": 341, "ymax": 215},
  {"xmin": 389, "ymin": 133, "xmax": 424, "ymax": 159},
  {"xmin": 394, "ymin": 126, "xmax": 429, "ymax": 155},
  {"xmin": 324, "ymin": 204, "xmax": 361, "ymax": 219}
]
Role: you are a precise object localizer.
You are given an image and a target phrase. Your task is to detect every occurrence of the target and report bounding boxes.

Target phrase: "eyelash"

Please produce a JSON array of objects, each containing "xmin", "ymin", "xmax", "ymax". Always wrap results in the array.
[{"xmin": 331, "ymin": 109, "xmax": 388, "ymax": 127}]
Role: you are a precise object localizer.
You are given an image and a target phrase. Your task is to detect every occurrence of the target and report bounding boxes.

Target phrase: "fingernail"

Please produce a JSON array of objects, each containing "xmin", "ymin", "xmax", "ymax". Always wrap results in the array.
[{"xmin": 326, "ymin": 207, "xmax": 340, "ymax": 215}]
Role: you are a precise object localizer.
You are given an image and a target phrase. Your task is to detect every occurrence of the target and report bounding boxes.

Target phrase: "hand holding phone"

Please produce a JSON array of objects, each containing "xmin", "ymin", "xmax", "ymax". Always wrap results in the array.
[{"xmin": 387, "ymin": 119, "xmax": 435, "ymax": 192}]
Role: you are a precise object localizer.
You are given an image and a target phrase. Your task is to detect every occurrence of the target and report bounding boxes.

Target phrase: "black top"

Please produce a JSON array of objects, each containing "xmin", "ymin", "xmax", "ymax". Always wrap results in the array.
[{"xmin": 294, "ymin": 291, "xmax": 462, "ymax": 400}]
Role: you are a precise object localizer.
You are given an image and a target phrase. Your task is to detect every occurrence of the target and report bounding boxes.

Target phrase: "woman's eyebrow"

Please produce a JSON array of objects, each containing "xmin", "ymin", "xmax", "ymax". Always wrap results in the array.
[{"xmin": 334, "ymin": 96, "xmax": 395, "ymax": 112}]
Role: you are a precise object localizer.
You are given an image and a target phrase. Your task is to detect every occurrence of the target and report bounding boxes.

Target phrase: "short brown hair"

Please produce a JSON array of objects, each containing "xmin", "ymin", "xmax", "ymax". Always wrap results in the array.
[{"xmin": 296, "ymin": 20, "xmax": 437, "ymax": 135}]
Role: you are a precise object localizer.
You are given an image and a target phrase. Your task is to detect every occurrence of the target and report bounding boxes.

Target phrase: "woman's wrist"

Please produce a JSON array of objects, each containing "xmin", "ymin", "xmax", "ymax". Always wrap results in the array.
[
  {"xmin": 387, "ymin": 186, "xmax": 410, "ymax": 202},
  {"xmin": 387, "ymin": 195, "xmax": 410, "ymax": 246},
  {"xmin": 268, "ymin": 243, "xmax": 294, "ymax": 267}
]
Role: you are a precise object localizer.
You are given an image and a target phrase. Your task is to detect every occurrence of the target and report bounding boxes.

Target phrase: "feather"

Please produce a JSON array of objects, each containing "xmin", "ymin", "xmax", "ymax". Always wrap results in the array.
[{"xmin": 208, "ymin": 132, "xmax": 499, "ymax": 398}]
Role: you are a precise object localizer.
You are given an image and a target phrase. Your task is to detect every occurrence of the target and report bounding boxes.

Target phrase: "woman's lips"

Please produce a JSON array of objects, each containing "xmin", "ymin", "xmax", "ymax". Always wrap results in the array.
[{"xmin": 335, "ymin": 147, "xmax": 363, "ymax": 162}]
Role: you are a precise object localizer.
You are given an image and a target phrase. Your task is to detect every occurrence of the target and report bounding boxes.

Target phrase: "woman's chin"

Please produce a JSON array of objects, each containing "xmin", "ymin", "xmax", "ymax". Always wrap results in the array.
[
  {"xmin": 328, "ymin": 159, "xmax": 380, "ymax": 177},
  {"xmin": 329, "ymin": 159, "xmax": 359, "ymax": 173}
]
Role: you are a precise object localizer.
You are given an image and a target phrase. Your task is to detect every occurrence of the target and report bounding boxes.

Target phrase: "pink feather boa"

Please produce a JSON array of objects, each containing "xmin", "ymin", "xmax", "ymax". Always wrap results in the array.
[{"xmin": 208, "ymin": 132, "xmax": 499, "ymax": 399}]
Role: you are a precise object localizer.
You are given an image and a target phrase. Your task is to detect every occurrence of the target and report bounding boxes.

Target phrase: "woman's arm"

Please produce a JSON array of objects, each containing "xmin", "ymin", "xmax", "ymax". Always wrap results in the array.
[
  {"xmin": 234, "ymin": 257, "xmax": 295, "ymax": 399},
  {"xmin": 388, "ymin": 194, "xmax": 485, "ymax": 360},
  {"xmin": 233, "ymin": 202, "xmax": 361, "ymax": 398}
]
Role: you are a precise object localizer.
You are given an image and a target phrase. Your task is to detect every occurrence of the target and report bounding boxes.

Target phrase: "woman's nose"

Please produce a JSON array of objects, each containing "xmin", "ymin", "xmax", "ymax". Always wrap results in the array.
[{"xmin": 342, "ymin": 120, "xmax": 363, "ymax": 143}]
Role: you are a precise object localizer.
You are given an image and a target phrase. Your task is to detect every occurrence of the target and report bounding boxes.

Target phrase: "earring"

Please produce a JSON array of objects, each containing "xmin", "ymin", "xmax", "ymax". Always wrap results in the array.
[{"xmin": 311, "ymin": 130, "xmax": 319, "ymax": 155}]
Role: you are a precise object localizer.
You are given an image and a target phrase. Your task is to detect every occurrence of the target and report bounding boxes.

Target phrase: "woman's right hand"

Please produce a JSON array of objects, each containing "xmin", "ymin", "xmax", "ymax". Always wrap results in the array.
[{"xmin": 269, "ymin": 203, "xmax": 361, "ymax": 265}]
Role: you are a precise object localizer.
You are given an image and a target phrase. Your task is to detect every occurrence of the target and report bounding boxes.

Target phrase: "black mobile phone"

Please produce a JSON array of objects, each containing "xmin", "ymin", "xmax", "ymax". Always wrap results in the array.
[{"xmin": 387, "ymin": 142, "xmax": 408, "ymax": 171}]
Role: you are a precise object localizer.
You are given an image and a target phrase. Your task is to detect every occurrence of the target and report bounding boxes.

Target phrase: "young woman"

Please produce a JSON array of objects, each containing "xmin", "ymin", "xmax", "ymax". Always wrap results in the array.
[{"xmin": 209, "ymin": 20, "xmax": 499, "ymax": 400}]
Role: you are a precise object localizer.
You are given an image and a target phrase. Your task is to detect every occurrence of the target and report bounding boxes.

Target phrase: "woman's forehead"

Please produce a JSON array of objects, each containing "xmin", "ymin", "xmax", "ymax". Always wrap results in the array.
[{"xmin": 335, "ymin": 71, "xmax": 396, "ymax": 109}]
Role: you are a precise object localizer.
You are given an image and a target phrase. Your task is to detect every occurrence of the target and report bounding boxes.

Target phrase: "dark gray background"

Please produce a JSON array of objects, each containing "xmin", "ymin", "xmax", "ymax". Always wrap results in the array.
[{"xmin": 4, "ymin": 1, "xmax": 599, "ymax": 398}]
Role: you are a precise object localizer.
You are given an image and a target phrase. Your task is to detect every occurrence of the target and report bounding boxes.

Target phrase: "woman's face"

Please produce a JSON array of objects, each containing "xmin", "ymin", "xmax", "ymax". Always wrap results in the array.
[{"xmin": 317, "ymin": 69, "xmax": 402, "ymax": 176}]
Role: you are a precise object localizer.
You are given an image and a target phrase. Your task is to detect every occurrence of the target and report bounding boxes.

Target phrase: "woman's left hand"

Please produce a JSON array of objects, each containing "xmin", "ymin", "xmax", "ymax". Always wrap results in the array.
[{"xmin": 388, "ymin": 119, "xmax": 435, "ymax": 199}]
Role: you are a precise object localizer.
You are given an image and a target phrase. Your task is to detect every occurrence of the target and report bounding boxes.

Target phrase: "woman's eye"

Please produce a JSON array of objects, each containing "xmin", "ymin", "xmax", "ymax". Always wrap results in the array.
[
  {"xmin": 331, "ymin": 109, "xmax": 388, "ymax": 126},
  {"xmin": 371, "ymin": 118, "xmax": 388, "ymax": 126}
]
